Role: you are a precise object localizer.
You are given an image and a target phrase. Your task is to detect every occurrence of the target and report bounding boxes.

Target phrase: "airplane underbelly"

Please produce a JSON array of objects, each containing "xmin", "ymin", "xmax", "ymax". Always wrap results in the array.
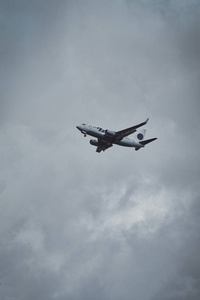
[
  {"xmin": 118, "ymin": 139, "xmax": 135, "ymax": 147},
  {"xmin": 88, "ymin": 130, "xmax": 103, "ymax": 138},
  {"xmin": 118, "ymin": 139, "xmax": 141, "ymax": 147}
]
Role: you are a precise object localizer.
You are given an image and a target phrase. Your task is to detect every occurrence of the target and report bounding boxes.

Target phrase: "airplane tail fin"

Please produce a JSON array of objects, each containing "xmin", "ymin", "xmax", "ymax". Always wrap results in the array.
[
  {"xmin": 135, "ymin": 137, "xmax": 157, "ymax": 151},
  {"xmin": 136, "ymin": 129, "xmax": 146, "ymax": 141}
]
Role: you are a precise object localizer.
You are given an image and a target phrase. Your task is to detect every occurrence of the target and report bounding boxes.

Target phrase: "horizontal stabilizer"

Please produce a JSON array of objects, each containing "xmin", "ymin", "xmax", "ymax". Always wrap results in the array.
[{"xmin": 139, "ymin": 138, "xmax": 157, "ymax": 146}]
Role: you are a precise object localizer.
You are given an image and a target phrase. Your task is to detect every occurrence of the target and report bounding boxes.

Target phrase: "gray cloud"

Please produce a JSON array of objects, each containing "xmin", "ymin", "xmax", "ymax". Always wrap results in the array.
[{"xmin": 0, "ymin": 0, "xmax": 200, "ymax": 299}]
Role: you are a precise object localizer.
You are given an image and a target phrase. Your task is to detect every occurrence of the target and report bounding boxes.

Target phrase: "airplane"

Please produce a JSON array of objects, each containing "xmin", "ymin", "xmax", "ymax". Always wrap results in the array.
[{"xmin": 76, "ymin": 118, "xmax": 157, "ymax": 153}]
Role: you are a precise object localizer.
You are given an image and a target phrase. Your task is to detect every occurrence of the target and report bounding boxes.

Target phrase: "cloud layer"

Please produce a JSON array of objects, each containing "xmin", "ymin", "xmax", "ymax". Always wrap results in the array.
[{"xmin": 1, "ymin": 0, "xmax": 200, "ymax": 299}]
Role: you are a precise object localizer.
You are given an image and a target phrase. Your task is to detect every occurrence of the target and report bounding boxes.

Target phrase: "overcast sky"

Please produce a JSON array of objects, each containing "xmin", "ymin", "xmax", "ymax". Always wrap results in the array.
[{"xmin": 1, "ymin": 0, "xmax": 200, "ymax": 299}]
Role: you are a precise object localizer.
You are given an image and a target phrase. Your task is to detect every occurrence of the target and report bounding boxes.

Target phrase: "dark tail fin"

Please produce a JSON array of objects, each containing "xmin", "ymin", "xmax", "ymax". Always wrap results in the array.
[
  {"xmin": 139, "ymin": 138, "xmax": 157, "ymax": 146},
  {"xmin": 135, "ymin": 138, "xmax": 157, "ymax": 151}
]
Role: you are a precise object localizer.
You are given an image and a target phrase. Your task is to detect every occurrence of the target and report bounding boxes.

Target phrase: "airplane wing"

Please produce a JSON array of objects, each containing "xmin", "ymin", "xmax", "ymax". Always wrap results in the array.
[
  {"xmin": 115, "ymin": 118, "xmax": 149, "ymax": 142},
  {"xmin": 96, "ymin": 139, "xmax": 113, "ymax": 153}
]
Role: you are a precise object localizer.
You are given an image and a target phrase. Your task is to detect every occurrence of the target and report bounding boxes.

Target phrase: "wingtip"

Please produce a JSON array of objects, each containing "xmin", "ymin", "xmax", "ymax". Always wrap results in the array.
[{"xmin": 145, "ymin": 118, "xmax": 149, "ymax": 123}]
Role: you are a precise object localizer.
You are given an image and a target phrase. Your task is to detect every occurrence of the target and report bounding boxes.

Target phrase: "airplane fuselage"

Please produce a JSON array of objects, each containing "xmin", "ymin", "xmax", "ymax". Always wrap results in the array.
[
  {"xmin": 76, "ymin": 119, "xmax": 157, "ymax": 153},
  {"xmin": 76, "ymin": 124, "xmax": 143, "ymax": 148}
]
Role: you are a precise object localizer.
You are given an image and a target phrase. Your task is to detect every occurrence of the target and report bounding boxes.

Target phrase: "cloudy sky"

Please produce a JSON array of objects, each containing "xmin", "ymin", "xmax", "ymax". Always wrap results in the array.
[{"xmin": 1, "ymin": 0, "xmax": 200, "ymax": 299}]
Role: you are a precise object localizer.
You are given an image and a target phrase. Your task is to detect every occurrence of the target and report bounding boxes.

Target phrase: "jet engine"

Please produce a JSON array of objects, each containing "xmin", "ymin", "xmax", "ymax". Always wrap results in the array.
[
  {"xmin": 105, "ymin": 129, "xmax": 115, "ymax": 137},
  {"xmin": 90, "ymin": 139, "xmax": 98, "ymax": 146}
]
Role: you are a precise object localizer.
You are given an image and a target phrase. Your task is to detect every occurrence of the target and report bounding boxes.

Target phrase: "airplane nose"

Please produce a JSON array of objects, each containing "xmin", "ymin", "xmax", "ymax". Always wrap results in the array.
[{"xmin": 76, "ymin": 126, "xmax": 81, "ymax": 131}]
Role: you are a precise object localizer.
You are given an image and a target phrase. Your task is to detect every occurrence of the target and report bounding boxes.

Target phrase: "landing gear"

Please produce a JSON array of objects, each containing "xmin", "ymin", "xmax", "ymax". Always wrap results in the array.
[{"xmin": 84, "ymin": 134, "xmax": 87, "ymax": 137}]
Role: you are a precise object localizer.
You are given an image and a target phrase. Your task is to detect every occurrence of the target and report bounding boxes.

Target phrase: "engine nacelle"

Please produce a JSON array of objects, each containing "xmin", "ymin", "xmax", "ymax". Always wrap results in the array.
[
  {"xmin": 105, "ymin": 129, "xmax": 115, "ymax": 137},
  {"xmin": 90, "ymin": 139, "xmax": 99, "ymax": 146}
]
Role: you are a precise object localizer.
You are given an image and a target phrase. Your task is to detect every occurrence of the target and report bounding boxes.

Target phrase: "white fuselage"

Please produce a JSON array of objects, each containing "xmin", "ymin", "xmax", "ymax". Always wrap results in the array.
[{"xmin": 76, "ymin": 124, "xmax": 143, "ymax": 148}]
